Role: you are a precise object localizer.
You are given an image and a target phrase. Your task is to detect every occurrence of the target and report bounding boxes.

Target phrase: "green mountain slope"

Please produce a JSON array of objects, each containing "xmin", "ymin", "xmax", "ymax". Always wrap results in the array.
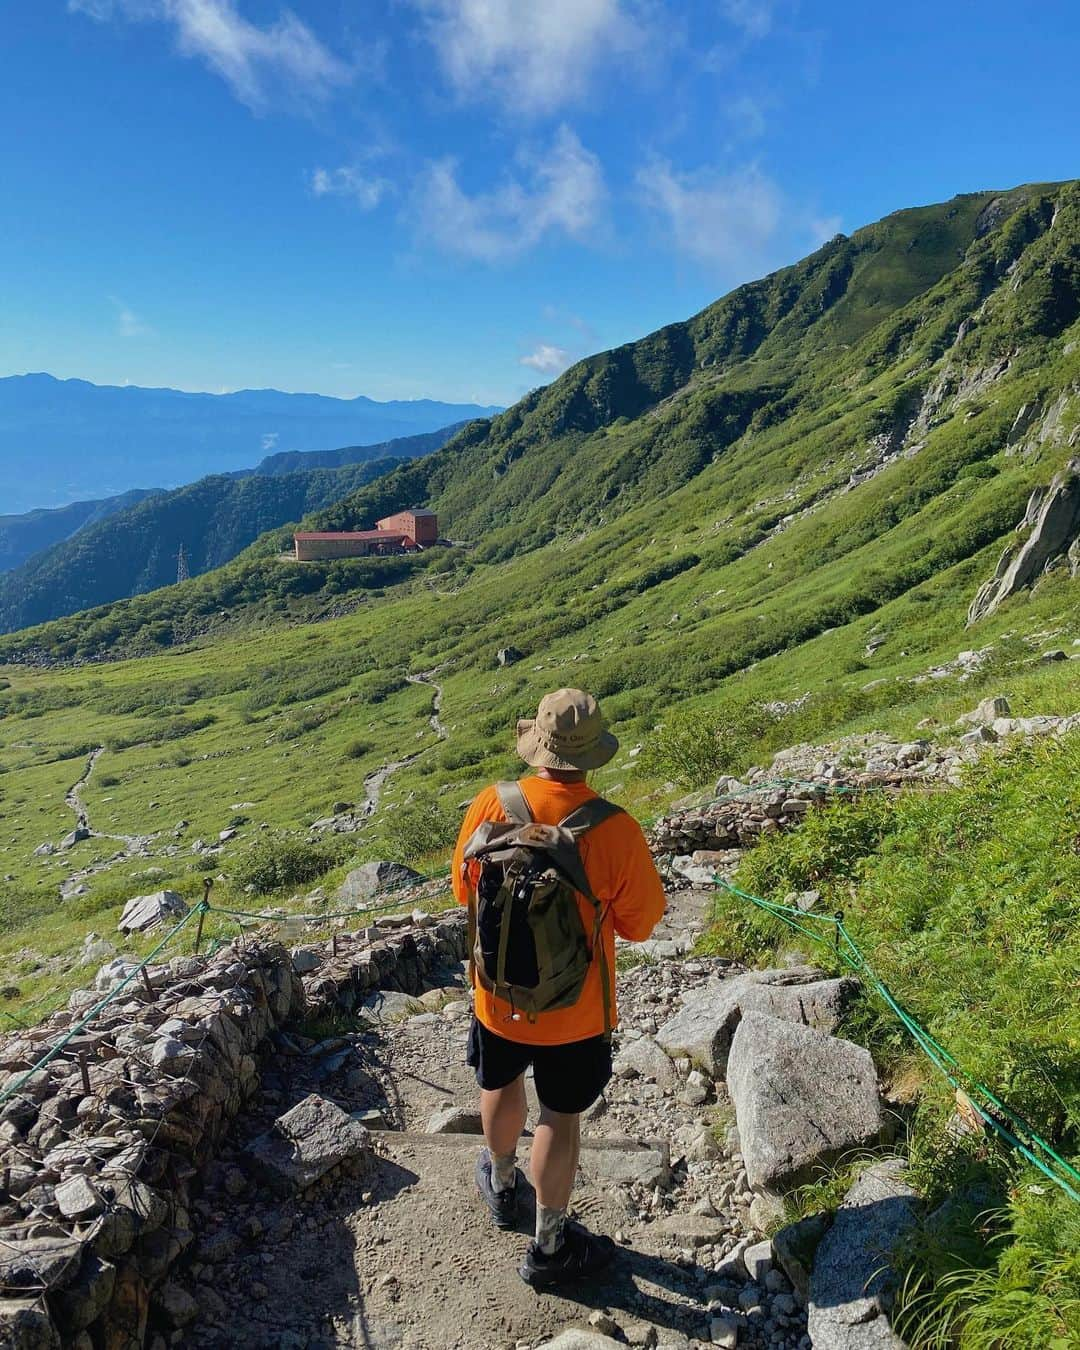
[
  {"xmin": 0, "ymin": 424, "xmax": 470, "ymax": 633},
  {"xmin": 0, "ymin": 489, "xmax": 157, "ymax": 574},
  {"xmin": 4, "ymin": 180, "xmax": 1076, "ymax": 667}
]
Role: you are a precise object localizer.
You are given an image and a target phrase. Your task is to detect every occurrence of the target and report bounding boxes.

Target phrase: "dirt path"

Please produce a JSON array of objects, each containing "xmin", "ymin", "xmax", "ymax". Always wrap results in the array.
[
  {"xmin": 406, "ymin": 670, "xmax": 449, "ymax": 740},
  {"xmin": 179, "ymin": 883, "xmax": 808, "ymax": 1350},
  {"xmin": 59, "ymin": 747, "xmax": 158, "ymax": 897}
]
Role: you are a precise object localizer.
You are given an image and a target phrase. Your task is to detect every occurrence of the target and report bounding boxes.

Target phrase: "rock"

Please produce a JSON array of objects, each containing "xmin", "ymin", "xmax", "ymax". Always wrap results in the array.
[
  {"xmin": 496, "ymin": 646, "xmax": 525, "ymax": 667},
  {"xmin": 425, "ymin": 1105, "xmax": 482, "ymax": 1134},
  {"xmin": 772, "ymin": 1213, "xmax": 832, "ymax": 1298},
  {"xmin": 959, "ymin": 726, "xmax": 997, "ymax": 747},
  {"xmin": 337, "ymin": 861, "xmax": 423, "ymax": 902},
  {"xmin": 655, "ymin": 968, "xmax": 856, "ymax": 1078},
  {"xmin": 538, "ymin": 1333, "xmax": 624, "ymax": 1349},
  {"xmin": 55, "ymin": 1175, "xmax": 105, "ymax": 1221},
  {"xmin": 612, "ymin": 1035, "xmax": 677, "ymax": 1088},
  {"xmin": 360, "ymin": 990, "xmax": 425, "ymax": 1021},
  {"xmin": 117, "ymin": 890, "xmax": 188, "ymax": 934},
  {"xmin": 0, "ymin": 1298, "xmax": 60, "ymax": 1348},
  {"xmin": 808, "ymin": 1159, "xmax": 918, "ymax": 1348},
  {"xmin": 579, "ymin": 1140, "xmax": 670, "ymax": 1189},
  {"xmin": 709, "ymin": 1313, "xmax": 739, "ymax": 1348},
  {"xmin": 726, "ymin": 1012, "xmax": 883, "ymax": 1193},
  {"xmin": 52, "ymin": 1252, "xmax": 116, "ymax": 1335},
  {"xmin": 742, "ymin": 1238, "xmax": 773, "ymax": 1282},
  {"xmin": 291, "ymin": 948, "xmax": 321, "ymax": 974},
  {"xmin": 247, "ymin": 1093, "xmax": 373, "ymax": 1195},
  {"xmin": 968, "ymin": 459, "xmax": 1080, "ymax": 623},
  {"xmin": 679, "ymin": 1069, "xmax": 710, "ymax": 1106},
  {"xmin": 0, "ymin": 1227, "xmax": 83, "ymax": 1290},
  {"xmin": 331, "ymin": 801, "xmax": 353, "ymax": 815},
  {"xmin": 749, "ymin": 1191, "xmax": 786, "ymax": 1233},
  {"xmin": 651, "ymin": 1214, "xmax": 729, "ymax": 1247},
  {"xmin": 218, "ymin": 828, "xmax": 238, "ymax": 842},
  {"xmin": 969, "ymin": 695, "xmax": 1011, "ymax": 725},
  {"xmin": 154, "ymin": 1280, "xmax": 199, "ymax": 1328},
  {"xmin": 60, "ymin": 827, "xmax": 91, "ymax": 850},
  {"xmin": 351, "ymin": 1108, "xmax": 391, "ymax": 1130},
  {"xmin": 1041, "ymin": 648, "xmax": 1068, "ymax": 663},
  {"xmin": 33, "ymin": 842, "xmax": 56, "ymax": 857}
]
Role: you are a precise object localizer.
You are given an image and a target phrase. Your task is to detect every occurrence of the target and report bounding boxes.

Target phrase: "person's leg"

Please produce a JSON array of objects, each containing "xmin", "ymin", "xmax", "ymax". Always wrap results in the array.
[
  {"xmin": 529, "ymin": 1105, "xmax": 580, "ymax": 1252},
  {"xmin": 467, "ymin": 1018, "xmax": 530, "ymax": 1226},
  {"xmin": 480, "ymin": 1074, "xmax": 528, "ymax": 1191}
]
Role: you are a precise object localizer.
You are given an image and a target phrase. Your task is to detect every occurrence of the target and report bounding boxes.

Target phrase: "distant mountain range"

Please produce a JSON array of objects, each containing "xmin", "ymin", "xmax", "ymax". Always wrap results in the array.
[
  {"xmin": 0, "ymin": 373, "xmax": 501, "ymax": 515},
  {"xmin": 0, "ymin": 423, "xmax": 470, "ymax": 631}
]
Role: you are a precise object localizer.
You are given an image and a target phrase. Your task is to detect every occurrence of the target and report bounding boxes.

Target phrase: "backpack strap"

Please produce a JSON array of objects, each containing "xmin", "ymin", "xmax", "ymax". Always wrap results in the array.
[
  {"xmin": 495, "ymin": 780, "xmax": 533, "ymax": 826},
  {"xmin": 559, "ymin": 796, "xmax": 623, "ymax": 1044},
  {"xmin": 558, "ymin": 796, "xmax": 624, "ymax": 840}
]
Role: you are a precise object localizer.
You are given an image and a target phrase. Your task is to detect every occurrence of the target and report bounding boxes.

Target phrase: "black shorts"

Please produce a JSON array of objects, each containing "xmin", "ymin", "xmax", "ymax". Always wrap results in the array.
[{"xmin": 466, "ymin": 1017, "xmax": 612, "ymax": 1115}]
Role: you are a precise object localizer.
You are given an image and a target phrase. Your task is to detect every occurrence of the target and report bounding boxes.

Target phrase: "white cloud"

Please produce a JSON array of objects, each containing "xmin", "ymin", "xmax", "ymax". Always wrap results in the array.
[
  {"xmin": 412, "ymin": 126, "xmax": 606, "ymax": 262},
  {"xmin": 637, "ymin": 160, "xmax": 782, "ymax": 271},
  {"xmin": 261, "ymin": 432, "xmax": 279, "ymax": 451},
  {"xmin": 109, "ymin": 296, "xmax": 152, "ymax": 338},
  {"xmin": 310, "ymin": 167, "xmax": 391, "ymax": 210},
  {"xmin": 410, "ymin": 0, "xmax": 644, "ymax": 114},
  {"xmin": 720, "ymin": 0, "xmax": 775, "ymax": 39},
  {"xmin": 69, "ymin": 0, "xmax": 352, "ymax": 110},
  {"xmin": 520, "ymin": 344, "xmax": 572, "ymax": 376},
  {"xmin": 808, "ymin": 213, "xmax": 844, "ymax": 246}
]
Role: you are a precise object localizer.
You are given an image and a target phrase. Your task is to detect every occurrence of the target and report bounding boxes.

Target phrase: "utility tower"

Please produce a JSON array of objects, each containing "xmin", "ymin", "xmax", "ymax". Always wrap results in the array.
[{"xmin": 176, "ymin": 543, "xmax": 189, "ymax": 584}]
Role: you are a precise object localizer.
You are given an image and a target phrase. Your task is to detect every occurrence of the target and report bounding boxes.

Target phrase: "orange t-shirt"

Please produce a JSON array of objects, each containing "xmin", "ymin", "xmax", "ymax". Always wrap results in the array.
[{"xmin": 452, "ymin": 777, "xmax": 667, "ymax": 1046}]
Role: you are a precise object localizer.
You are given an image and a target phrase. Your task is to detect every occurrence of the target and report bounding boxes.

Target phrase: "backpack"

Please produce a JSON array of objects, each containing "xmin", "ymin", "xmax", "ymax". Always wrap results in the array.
[{"xmin": 461, "ymin": 781, "xmax": 623, "ymax": 1038}]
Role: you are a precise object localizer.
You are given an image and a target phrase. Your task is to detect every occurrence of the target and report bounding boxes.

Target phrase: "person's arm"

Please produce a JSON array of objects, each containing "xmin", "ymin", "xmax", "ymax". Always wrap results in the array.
[{"xmin": 606, "ymin": 815, "xmax": 667, "ymax": 941}]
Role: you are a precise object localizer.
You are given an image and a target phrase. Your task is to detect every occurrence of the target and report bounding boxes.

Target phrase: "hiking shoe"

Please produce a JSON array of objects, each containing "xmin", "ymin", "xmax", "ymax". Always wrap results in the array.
[
  {"xmin": 518, "ymin": 1220, "xmax": 616, "ymax": 1288},
  {"xmin": 474, "ymin": 1149, "xmax": 520, "ymax": 1230}
]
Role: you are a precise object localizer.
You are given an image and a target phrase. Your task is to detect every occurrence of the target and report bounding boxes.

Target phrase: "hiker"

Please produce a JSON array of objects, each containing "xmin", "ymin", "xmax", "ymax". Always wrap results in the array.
[{"xmin": 452, "ymin": 688, "xmax": 666, "ymax": 1287}]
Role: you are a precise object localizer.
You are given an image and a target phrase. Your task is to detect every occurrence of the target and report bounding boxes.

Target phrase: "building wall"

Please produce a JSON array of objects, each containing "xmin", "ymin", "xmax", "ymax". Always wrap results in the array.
[
  {"xmin": 376, "ymin": 510, "xmax": 438, "ymax": 545},
  {"xmin": 295, "ymin": 537, "xmax": 376, "ymax": 561}
]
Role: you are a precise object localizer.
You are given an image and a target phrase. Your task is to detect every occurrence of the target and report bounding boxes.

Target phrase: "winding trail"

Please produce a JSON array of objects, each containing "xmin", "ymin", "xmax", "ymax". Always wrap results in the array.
[
  {"xmin": 59, "ymin": 747, "xmax": 158, "ymax": 897},
  {"xmin": 405, "ymin": 670, "xmax": 449, "ymax": 740},
  {"xmin": 361, "ymin": 669, "xmax": 450, "ymax": 818}
]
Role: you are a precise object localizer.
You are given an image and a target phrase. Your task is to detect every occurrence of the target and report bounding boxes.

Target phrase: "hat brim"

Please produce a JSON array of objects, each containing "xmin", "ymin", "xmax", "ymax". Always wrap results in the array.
[{"xmin": 515, "ymin": 719, "xmax": 619, "ymax": 771}]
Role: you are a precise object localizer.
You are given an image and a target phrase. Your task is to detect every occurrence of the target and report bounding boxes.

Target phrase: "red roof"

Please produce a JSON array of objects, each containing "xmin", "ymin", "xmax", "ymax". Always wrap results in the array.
[{"xmin": 294, "ymin": 530, "xmax": 412, "ymax": 542}]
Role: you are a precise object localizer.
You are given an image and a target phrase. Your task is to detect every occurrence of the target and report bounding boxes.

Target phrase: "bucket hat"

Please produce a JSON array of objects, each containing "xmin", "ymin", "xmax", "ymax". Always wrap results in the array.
[{"xmin": 516, "ymin": 688, "xmax": 619, "ymax": 772}]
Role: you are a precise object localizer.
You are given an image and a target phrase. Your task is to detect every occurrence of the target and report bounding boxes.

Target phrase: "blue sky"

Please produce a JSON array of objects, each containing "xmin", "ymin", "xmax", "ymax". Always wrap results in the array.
[{"xmin": 2, "ymin": 1, "xmax": 1078, "ymax": 407}]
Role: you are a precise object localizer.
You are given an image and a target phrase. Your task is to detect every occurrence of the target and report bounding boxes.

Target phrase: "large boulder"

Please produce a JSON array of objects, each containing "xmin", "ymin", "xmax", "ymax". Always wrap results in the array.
[
  {"xmin": 808, "ymin": 1159, "xmax": 919, "ymax": 1348},
  {"xmin": 612, "ymin": 1034, "xmax": 677, "ymax": 1088},
  {"xmin": 246, "ymin": 1094, "xmax": 373, "ymax": 1195},
  {"xmin": 726, "ymin": 1011, "xmax": 883, "ymax": 1193},
  {"xmin": 655, "ymin": 967, "xmax": 856, "ymax": 1079},
  {"xmin": 337, "ymin": 861, "xmax": 423, "ymax": 903},
  {"xmin": 117, "ymin": 890, "xmax": 188, "ymax": 934}
]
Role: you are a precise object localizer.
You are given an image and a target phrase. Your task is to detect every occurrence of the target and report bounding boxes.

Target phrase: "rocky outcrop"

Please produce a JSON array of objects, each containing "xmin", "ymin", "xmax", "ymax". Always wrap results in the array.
[
  {"xmin": 808, "ymin": 1158, "xmax": 919, "ymax": 1348},
  {"xmin": 726, "ymin": 1011, "xmax": 883, "ymax": 1193},
  {"xmin": 655, "ymin": 967, "xmax": 856, "ymax": 1078},
  {"xmin": 336, "ymin": 860, "xmax": 424, "ymax": 901},
  {"xmin": 968, "ymin": 458, "xmax": 1080, "ymax": 623}
]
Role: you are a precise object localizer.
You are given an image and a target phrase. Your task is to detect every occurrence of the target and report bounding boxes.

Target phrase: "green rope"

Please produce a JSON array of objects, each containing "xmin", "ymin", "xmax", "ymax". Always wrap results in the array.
[
  {"xmin": 0, "ymin": 902, "xmax": 204, "ymax": 1108},
  {"xmin": 712, "ymin": 876, "xmax": 1080, "ymax": 1203}
]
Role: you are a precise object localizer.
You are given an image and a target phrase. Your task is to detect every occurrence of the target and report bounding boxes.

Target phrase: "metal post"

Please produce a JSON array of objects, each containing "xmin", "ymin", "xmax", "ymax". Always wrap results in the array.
[
  {"xmin": 78, "ymin": 1051, "xmax": 91, "ymax": 1096},
  {"xmin": 834, "ymin": 912, "xmax": 844, "ymax": 958},
  {"xmin": 140, "ymin": 966, "xmax": 157, "ymax": 1002},
  {"xmin": 332, "ymin": 933, "xmax": 338, "ymax": 958}
]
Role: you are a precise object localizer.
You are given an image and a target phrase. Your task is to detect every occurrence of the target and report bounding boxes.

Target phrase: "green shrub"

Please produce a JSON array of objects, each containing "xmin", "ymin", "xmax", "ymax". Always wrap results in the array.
[
  {"xmin": 344, "ymin": 738, "xmax": 374, "ymax": 759},
  {"xmin": 371, "ymin": 792, "xmax": 460, "ymax": 863},
  {"xmin": 230, "ymin": 834, "xmax": 344, "ymax": 894},
  {"xmin": 636, "ymin": 699, "xmax": 778, "ymax": 787}
]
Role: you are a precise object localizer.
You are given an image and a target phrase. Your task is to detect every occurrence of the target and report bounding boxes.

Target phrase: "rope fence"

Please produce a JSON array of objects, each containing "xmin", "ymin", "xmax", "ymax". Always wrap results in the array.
[{"xmin": 711, "ymin": 875, "xmax": 1080, "ymax": 1205}]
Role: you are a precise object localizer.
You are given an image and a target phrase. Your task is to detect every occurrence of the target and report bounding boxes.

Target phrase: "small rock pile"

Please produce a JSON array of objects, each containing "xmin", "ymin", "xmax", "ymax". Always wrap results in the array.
[{"xmin": 651, "ymin": 695, "xmax": 1080, "ymax": 864}]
